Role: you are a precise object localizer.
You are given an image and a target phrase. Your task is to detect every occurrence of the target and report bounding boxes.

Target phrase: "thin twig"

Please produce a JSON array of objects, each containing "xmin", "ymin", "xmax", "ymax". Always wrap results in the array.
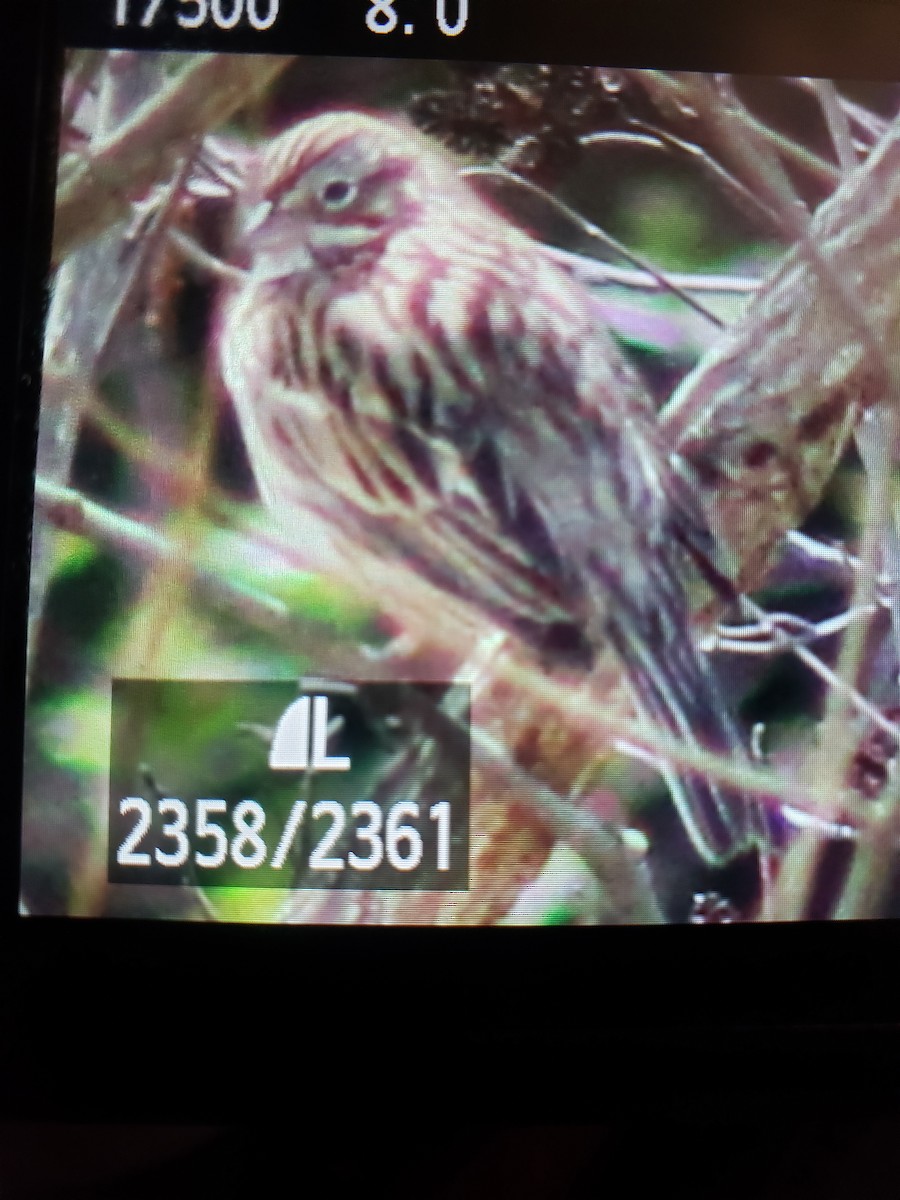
[
  {"xmin": 856, "ymin": 406, "xmax": 900, "ymax": 672},
  {"xmin": 708, "ymin": 604, "xmax": 878, "ymax": 656},
  {"xmin": 169, "ymin": 228, "xmax": 248, "ymax": 283},
  {"xmin": 55, "ymin": 53, "xmax": 291, "ymax": 257},
  {"xmin": 546, "ymin": 244, "xmax": 760, "ymax": 296},
  {"xmin": 705, "ymin": 75, "xmax": 892, "ymax": 387},
  {"xmin": 630, "ymin": 70, "xmax": 841, "ymax": 191},
  {"xmin": 834, "ymin": 763, "xmax": 900, "ymax": 919},
  {"xmin": 794, "ymin": 78, "xmax": 888, "ymax": 147},
  {"xmin": 813, "ymin": 79, "xmax": 859, "ymax": 175},
  {"xmin": 771, "ymin": 404, "xmax": 898, "ymax": 920},
  {"xmin": 741, "ymin": 597, "xmax": 899, "ymax": 742},
  {"xmin": 465, "ymin": 164, "xmax": 725, "ymax": 327},
  {"xmin": 34, "ymin": 475, "xmax": 864, "ymax": 838},
  {"xmin": 624, "ymin": 116, "xmax": 786, "ymax": 233}
]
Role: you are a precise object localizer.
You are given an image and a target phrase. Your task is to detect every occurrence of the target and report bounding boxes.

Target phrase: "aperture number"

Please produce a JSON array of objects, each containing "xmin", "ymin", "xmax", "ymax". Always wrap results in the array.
[{"xmin": 365, "ymin": 0, "xmax": 468, "ymax": 37}]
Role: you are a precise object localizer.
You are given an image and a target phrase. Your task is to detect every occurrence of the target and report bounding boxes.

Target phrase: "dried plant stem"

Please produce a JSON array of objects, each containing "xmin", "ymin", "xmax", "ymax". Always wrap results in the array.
[
  {"xmin": 772, "ymin": 406, "xmax": 898, "ymax": 920},
  {"xmin": 814, "ymin": 79, "xmax": 859, "ymax": 175},
  {"xmin": 35, "ymin": 479, "xmax": 294, "ymax": 639},
  {"xmin": 810, "ymin": 413, "xmax": 887, "ymax": 782},
  {"xmin": 630, "ymin": 71, "xmax": 840, "ymax": 195},
  {"xmin": 726, "ymin": 598, "xmax": 900, "ymax": 742},
  {"xmin": 469, "ymin": 725, "xmax": 665, "ymax": 923},
  {"xmin": 36, "ymin": 477, "xmax": 879, "ymax": 837},
  {"xmin": 688, "ymin": 76, "xmax": 889, "ymax": 381},
  {"xmin": 42, "ymin": 64, "xmax": 900, "ymax": 922},
  {"xmin": 465, "ymin": 165, "xmax": 724, "ymax": 327},
  {"xmin": 834, "ymin": 770, "xmax": 900, "ymax": 919},
  {"xmin": 619, "ymin": 117, "xmax": 785, "ymax": 232},
  {"xmin": 54, "ymin": 53, "xmax": 292, "ymax": 257},
  {"xmin": 664, "ymin": 110, "xmax": 900, "ymax": 593},
  {"xmin": 60, "ymin": 50, "xmax": 106, "ymax": 141},
  {"xmin": 545, "ymin": 244, "xmax": 759, "ymax": 298}
]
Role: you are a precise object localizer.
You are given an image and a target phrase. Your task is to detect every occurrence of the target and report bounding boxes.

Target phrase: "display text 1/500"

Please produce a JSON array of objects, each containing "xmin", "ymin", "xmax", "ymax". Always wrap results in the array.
[
  {"xmin": 115, "ymin": 0, "xmax": 279, "ymax": 31},
  {"xmin": 115, "ymin": 795, "xmax": 454, "ymax": 875}
]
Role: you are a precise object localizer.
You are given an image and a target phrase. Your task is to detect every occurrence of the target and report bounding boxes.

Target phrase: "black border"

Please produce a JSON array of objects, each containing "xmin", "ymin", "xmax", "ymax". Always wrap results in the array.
[
  {"xmin": 4, "ymin": 0, "xmax": 900, "ymax": 1122},
  {"xmin": 57, "ymin": 0, "xmax": 900, "ymax": 81}
]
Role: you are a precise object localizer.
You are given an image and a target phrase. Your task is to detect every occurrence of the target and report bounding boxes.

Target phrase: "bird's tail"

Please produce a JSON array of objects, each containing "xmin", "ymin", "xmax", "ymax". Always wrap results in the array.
[{"xmin": 603, "ymin": 565, "xmax": 763, "ymax": 865}]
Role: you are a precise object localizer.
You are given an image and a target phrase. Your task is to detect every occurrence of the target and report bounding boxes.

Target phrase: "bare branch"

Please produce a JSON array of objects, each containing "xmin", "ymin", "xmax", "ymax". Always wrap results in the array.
[
  {"xmin": 54, "ymin": 53, "xmax": 291, "ymax": 257},
  {"xmin": 630, "ymin": 70, "xmax": 840, "ymax": 195},
  {"xmin": 663, "ymin": 111, "xmax": 900, "ymax": 592}
]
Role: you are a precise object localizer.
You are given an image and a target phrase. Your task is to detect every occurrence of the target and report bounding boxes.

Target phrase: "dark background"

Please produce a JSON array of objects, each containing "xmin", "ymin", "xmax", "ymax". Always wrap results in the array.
[
  {"xmin": 5, "ymin": 1, "xmax": 900, "ymax": 1193},
  {"xmin": 58, "ymin": 0, "xmax": 900, "ymax": 80}
]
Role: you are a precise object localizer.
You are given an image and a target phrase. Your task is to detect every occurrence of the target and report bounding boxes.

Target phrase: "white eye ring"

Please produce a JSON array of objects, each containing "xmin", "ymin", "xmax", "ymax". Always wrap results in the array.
[{"xmin": 319, "ymin": 179, "xmax": 358, "ymax": 210}]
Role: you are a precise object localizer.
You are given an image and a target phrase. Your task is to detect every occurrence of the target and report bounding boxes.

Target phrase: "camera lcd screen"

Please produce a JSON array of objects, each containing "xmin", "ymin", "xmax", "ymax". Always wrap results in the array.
[{"xmin": 17, "ymin": 10, "xmax": 900, "ymax": 926}]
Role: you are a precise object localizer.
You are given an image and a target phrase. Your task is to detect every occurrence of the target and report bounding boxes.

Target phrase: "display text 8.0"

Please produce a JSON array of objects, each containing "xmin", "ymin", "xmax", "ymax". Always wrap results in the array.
[{"xmin": 366, "ymin": 0, "xmax": 468, "ymax": 38}]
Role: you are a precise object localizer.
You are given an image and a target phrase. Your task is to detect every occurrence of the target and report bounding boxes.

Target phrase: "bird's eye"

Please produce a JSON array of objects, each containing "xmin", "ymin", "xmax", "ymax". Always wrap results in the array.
[{"xmin": 320, "ymin": 179, "xmax": 357, "ymax": 210}]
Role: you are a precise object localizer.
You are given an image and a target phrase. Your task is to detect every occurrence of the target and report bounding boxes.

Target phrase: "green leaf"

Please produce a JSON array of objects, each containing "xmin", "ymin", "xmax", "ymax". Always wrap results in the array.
[{"xmin": 37, "ymin": 688, "xmax": 111, "ymax": 774}]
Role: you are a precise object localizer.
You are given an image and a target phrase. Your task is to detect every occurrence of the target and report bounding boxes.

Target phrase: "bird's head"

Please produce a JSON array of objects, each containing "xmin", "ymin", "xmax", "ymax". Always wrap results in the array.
[{"xmin": 239, "ymin": 110, "xmax": 460, "ymax": 282}]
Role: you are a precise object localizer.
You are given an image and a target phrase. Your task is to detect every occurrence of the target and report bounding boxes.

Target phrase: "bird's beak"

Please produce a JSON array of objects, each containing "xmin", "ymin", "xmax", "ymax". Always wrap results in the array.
[
  {"xmin": 240, "ymin": 197, "xmax": 314, "ymax": 281},
  {"xmin": 242, "ymin": 199, "xmax": 274, "ymax": 238}
]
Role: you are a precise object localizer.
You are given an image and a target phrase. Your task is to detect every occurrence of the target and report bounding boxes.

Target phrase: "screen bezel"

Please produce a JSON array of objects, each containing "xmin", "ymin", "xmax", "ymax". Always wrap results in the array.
[{"xmin": 4, "ymin": 0, "xmax": 900, "ymax": 1121}]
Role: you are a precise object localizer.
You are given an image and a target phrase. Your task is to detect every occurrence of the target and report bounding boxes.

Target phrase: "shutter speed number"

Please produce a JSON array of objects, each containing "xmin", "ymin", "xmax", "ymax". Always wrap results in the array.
[
  {"xmin": 116, "ymin": 795, "xmax": 453, "ymax": 875},
  {"xmin": 115, "ymin": 0, "xmax": 280, "ymax": 30}
]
